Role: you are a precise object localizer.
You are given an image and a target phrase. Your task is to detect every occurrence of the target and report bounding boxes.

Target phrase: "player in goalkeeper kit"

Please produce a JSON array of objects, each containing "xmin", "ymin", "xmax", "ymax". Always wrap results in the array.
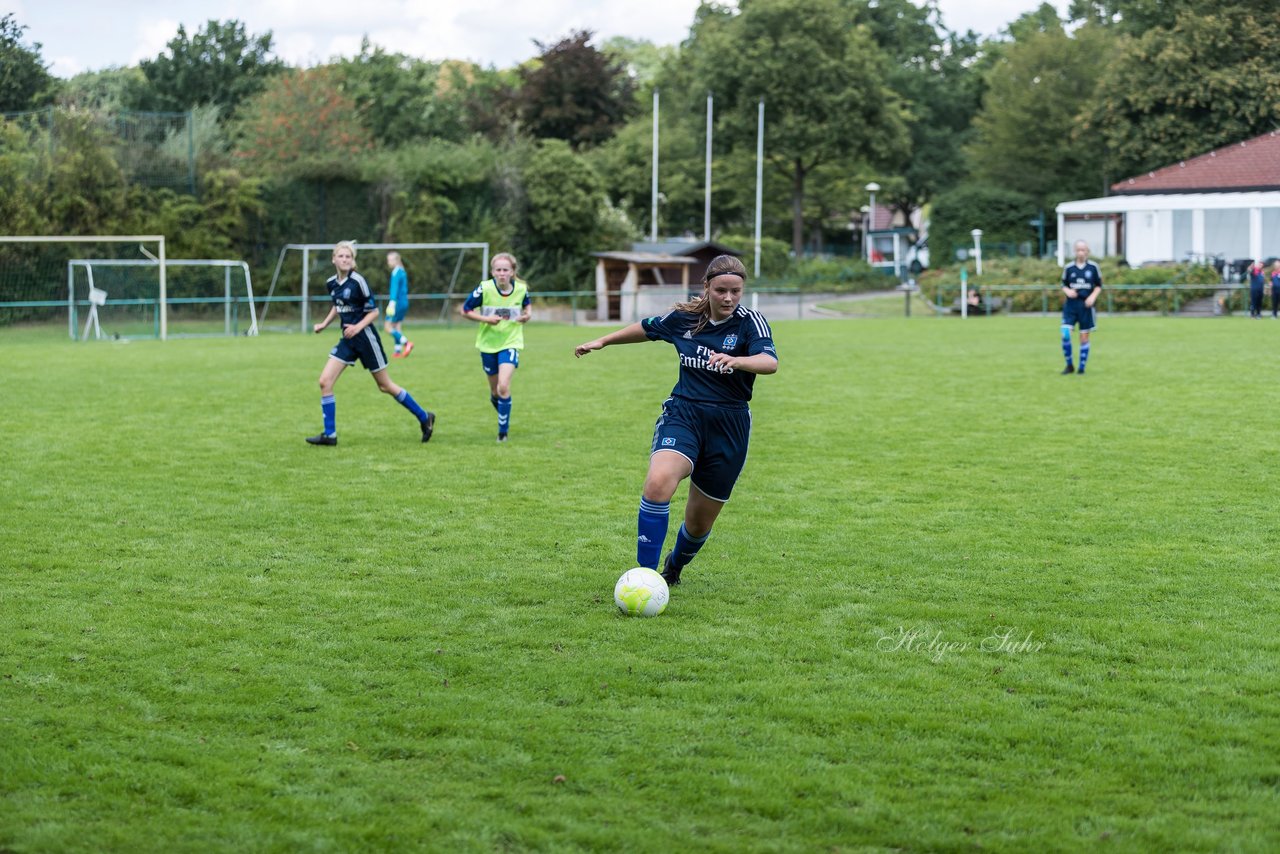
[
  {"xmin": 306, "ymin": 241, "xmax": 436, "ymax": 446},
  {"xmin": 461, "ymin": 253, "xmax": 531, "ymax": 442},
  {"xmin": 384, "ymin": 251, "xmax": 413, "ymax": 357},
  {"xmin": 1060, "ymin": 240, "xmax": 1102, "ymax": 375},
  {"xmin": 574, "ymin": 254, "xmax": 778, "ymax": 588}
]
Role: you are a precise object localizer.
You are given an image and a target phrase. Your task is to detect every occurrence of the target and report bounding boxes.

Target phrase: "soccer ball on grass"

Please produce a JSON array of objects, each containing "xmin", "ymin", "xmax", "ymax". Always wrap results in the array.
[{"xmin": 613, "ymin": 567, "xmax": 669, "ymax": 617}]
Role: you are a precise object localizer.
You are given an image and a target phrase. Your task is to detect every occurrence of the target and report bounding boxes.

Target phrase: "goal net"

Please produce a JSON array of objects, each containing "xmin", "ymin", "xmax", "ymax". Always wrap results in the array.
[
  {"xmin": 259, "ymin": 242, "xmax": 489, "ymax": 333},
  {"xmin": 68, "ymin": 259, "xmax": 257, "ymax": 339},
  {"xmin": 0, "ymin": 236, "xmax": 167, "ymax": 338}
]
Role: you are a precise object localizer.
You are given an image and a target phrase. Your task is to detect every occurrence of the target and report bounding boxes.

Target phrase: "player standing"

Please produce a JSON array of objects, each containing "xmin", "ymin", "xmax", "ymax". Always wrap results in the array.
[
  {"xmin": 460, "ymin": 253, "xmax": 531, "ymax": 442},
  {"xmin": 306, "ymin": 241, "xmax": 436, "ymax": 446},
  {"xmin": 384, "ymin": 251, "xmax": 413, "ymax": 357},
  {"xmin": 1060, "ymin": 240, "xmax": 1102, "ymax": 375},
  {"xmin": 574, "ymin": 254, "xmax": 778, "ymax": 587}
]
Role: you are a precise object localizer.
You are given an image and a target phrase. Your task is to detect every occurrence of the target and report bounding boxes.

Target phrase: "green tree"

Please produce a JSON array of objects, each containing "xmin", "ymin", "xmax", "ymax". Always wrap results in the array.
[
  {"xmin": 692, "ymin": 0, "xmax": 909, "ymax": 253},
  {"xmin": 333, "ymin": 41, "xmax": 470, "ymax": 146},
  {"xmin": 232, "ymin": 68, "xmax": 374, "ymax": 179},
  {"xmin": 0, "ymin": 120, "xmax": 48, "ymax": 233},
  {"xmin": 1082, "ymin": 4, "xmax": 1280, "ymax": 180},
  {"xmin": 966, "ymin": 12, "xmax": 1112, "ymax": 206},
  {"xmin": 849, "ymin": 0, "xmax": 986, "ymax": 219},
  {"xmin": 518, "ymin": 30, "xmax": 636, "ymax": 149},
  {"xmin": 520, "ymin": 139, "xmax": 610, "ymax": 287},
  {"xmin": 58, "ymin": 67, "xmax": 149, "ymax": 113},
  {"xmin": 0, "ymin": 14, "xmax": 55, "ymax": 112},
  {"xmin": 40, "ymin": 111, "xmax": 129, "ymax": 234},
  {"xmin": 930, "ymin": 183, "xmax": 1037, "ymax": 265},
  {"xmin": 135, "ymin": 19, "xmax": 285, "ymax": 118}
]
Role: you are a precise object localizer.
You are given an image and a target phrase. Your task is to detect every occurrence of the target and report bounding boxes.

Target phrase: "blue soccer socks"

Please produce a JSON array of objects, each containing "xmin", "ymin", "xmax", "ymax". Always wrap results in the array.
[
  {"xmin": 637, "ymin": 497, "xmax": 670, "ymax": 570},
  {"xmin": 670, "ymin": 523, "xmax": 710, "ymax": 571},
  {"xmin": 497, "ymin": 396, "xmax": 511, "ymax": 437},
  {"xmin": 391, "ymin": 329, "xmax": 404, "ymax": 347},
  {"xmin": 321, "ymin": 394, "xmax": 336, "ymax": 437},
  {"xmin": 395, "ymin": 389, "xmax": 429, "ymax": 423},
  {"xmin": 490, "ymin": 394, "xmax": 500, "ymax": 411},
  {"xmin": 1079, "ymin": 341, "xmax": 1091, "ymax": 373},
  {"xmin": 1060, "ymin": 324, "xmax": 1074, "ymax": 368}
]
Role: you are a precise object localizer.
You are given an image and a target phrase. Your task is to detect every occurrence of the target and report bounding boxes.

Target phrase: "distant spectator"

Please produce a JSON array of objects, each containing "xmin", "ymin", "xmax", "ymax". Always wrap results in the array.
[
  {"xmin": 1271, "ymin": 260, "xmax": 1280, "ymax": 319},
  {"xmin": 1247, "ymin": 260, "xmax": 1266, "ymax": 319}
]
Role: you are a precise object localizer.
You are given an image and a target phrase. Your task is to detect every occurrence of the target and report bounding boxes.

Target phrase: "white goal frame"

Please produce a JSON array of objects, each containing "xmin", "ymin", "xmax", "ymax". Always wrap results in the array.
[
  {"xmin": 261, "ymin": 242, "xmax": 489, "ymax": 333},
  {"xmin": 68, "ymin": 258, "xmax": 258, "ymax": 338},
  {"xmin": 0, "ymin": 235, "xmax": 169, "ymax": 339}
]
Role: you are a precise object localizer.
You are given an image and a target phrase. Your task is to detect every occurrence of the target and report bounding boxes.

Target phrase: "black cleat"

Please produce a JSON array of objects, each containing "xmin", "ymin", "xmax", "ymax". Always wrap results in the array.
[
  {"xmin": 306, "ymin": 433, "xmax": 337, "ymax": 446},
  {"xmin": 660, "ymin": 552, "xmax": 682, "ymax": 586},
  {"xmin": 420, "ymin": 411, "xmax": 436, "ymax": 443},
  {"xmin": 1061, "ymin": 365, "xmax": 1075, "ymax": 375},
  {"xmin": 497, "ymin": 432, "xmax": 508, "ymax": 443}
]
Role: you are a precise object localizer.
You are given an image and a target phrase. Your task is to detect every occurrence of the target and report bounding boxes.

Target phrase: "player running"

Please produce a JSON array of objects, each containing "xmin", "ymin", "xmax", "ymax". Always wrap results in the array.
[
  {"xmin": 461, "ymin": 253, "xmax": 531, "ymax": 443},
  {"xmin": 574, "ymin": 254, "xmax": 778, "ymax": 588},
  {"xmin": 306, "ymin": 241, "xmax": 436, "ymax": 446}
]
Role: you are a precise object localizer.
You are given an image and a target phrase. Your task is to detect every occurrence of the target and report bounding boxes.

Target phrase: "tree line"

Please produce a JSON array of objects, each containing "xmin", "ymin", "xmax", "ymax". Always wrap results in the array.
[{"xmin": 1, "ymin": 0, "xmax": 1277, "ymax": 290}]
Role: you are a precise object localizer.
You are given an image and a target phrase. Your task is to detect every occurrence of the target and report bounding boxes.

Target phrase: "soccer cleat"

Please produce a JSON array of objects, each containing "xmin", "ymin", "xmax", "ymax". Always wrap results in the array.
[
  {"xmin": 497, "ymin": 432, "xmax": 508, "ymax": 443},
  {"xmin": 420, "ymin": 411, "xmax": 436, "ymax": 443},
  {"xmin": 392, "ymin": 350, "xmax": 403, "ymax": 358},
  {"xmin": 306, "ymin": 433, "xmax": 337, "ymax": 446},
  {"xmin": 402, "ymin": 340, "xmax": 414, "ymax": 358},
  {"xmin": 660, "ymin": 552, "xmax": 682, "ymax": 586},
  {"xmin": 1061, "ymin": 365, "xmax": 1075, "ymax": 375}
]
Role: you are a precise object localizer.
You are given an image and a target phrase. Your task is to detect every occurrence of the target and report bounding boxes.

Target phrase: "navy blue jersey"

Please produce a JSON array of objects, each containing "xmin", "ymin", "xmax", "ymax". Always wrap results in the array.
[
  {"xmin": 326, "ymin": 271, "xmax": 376, "ymax": 327},
  {"xmin": 1061, "ymin": 262, "xmax": 1102, "ymax": 303},
  {"xmin": 641, "ymin": 305, "xmax": 777, "ymax": 406}
]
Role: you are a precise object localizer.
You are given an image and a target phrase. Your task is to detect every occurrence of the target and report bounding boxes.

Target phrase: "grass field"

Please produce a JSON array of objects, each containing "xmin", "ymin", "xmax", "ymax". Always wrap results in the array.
[{"xmin": 2, "ymin": 316, "xmax": 1278, "ymax": 852}]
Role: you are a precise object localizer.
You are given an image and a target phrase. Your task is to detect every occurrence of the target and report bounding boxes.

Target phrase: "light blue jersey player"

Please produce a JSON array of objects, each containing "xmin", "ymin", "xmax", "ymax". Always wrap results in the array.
[
  {"xmin": 384, "ymin": 252, "xmax": 413, "ymax": 357},
  {"xmin": 1060, "ymin": 240, "xmax": 1102, "ymax": 375},
  {"xmin": 574, "ymin": 255, "xmax": 778, "ymax": 589}
]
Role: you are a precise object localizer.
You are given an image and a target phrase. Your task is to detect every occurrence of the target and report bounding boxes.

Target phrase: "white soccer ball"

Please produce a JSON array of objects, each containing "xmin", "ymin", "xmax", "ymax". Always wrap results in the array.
[{"xmin": 614, "ymin": 567, "xmax": 669, "ymax": 617}]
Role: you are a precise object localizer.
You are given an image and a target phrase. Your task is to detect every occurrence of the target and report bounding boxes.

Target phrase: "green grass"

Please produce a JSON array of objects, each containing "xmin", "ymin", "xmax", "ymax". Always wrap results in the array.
[{"xmin": 2, "ymin": 317, "xmax": 1278, "ymax": 852}]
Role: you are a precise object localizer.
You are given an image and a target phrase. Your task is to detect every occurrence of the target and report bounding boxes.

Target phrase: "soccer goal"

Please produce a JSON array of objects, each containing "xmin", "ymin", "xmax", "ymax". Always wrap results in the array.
[
  {"xmin": 0, "ymin": 235, "xmax": 168, "ymax": 339},
  {"xmin": 259, "ymin": 242, "xmax": 489, "ymax": 333},
  {"xmin": 68, "ymin": 258, "xmax": 258, "ymax": 339}
]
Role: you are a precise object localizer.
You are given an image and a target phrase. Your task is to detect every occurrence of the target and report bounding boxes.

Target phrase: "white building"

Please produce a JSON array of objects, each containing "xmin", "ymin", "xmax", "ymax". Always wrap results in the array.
[{"xmin": 1056, "ymin": 130, "xmax": 1280, "ymax": 267}]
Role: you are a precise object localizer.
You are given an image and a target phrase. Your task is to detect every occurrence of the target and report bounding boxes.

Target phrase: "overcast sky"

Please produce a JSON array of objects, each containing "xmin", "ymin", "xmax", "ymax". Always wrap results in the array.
[{"xmin": 19, "ymin": 0, "xmax": 1068, "ymax": 79}]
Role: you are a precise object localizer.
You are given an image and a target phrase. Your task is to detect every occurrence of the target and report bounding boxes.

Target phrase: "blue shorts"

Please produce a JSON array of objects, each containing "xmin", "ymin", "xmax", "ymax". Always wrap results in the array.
[
  {"xmin": 650, "ymin": 396, "xmax": 752, "ymax": 503},
  {"xmin": 387, "ymin": 305, "xmax": 406, "ymax": 323},
  {"xmin": 481, "ymin": 349, "xmax": 520, "ymax": 375},
  {"xmin": 1062, "ymin": 302, "xmax": 1096, "ymax": 331},
  {"xmin": 330, "ymin": 326, "xmax": 390, "ymax": 372}
]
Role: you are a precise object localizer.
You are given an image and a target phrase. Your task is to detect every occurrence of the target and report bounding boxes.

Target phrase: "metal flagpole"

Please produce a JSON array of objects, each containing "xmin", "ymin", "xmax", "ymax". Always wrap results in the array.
[
  {"xmin": 651, "ymin": 89, "xmax": 660, "ymax": 243},
  {"xmin": 705, "ymin": 92, "xmax": 713, "ymax": 242},
  {"xmin": 754, "ymin": 100, "xmax": 764, "ymax": 278}
]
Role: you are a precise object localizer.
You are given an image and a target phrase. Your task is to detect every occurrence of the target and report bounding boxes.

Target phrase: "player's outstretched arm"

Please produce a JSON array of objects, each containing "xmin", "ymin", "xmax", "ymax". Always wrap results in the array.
[{"xmin": 574, "ymin": 322, "xmax": 647, "ymax": 357}]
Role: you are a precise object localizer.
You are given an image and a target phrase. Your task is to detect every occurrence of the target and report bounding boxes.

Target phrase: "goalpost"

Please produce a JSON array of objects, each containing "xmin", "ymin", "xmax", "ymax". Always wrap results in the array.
[
  {"xmin": 68, "ymin": 259, "xmax": 258, "ymax": 338},
  {"xmin": 259, "ymin": 242, "xmax": 489, "ymax": 333},
  {"xmin": 0, "ymin": 235, "xmax": 168, "ymax": 339}
]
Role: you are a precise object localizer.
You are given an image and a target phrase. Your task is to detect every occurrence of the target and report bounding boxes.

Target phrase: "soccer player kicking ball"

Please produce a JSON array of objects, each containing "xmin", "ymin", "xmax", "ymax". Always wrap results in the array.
[
  {"xmin": 1060, "ymin": 239, "xmax": 1102, "ymax": 375},
  {"xmin": 306, "ymin": 241, "xmax": 435, "ymax": 446},
  {"xmin": 574, "ymin": 255, "xmax": 778, "ymax": 588}
]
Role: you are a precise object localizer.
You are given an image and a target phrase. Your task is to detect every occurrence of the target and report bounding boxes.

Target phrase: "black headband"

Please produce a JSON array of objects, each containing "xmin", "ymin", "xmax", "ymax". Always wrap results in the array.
[{"xmin": 706, "ymin": 271, "xmax": 745, "ymax": 281}]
